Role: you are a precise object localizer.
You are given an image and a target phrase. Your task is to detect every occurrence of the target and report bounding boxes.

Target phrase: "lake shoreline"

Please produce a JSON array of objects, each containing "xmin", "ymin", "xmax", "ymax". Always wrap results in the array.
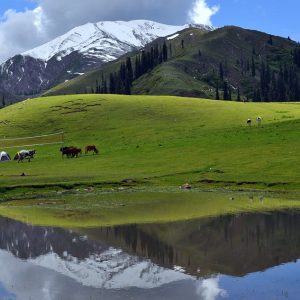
[{"xmin": 0, "ymin": 189, "xmax": 299, "ymax": 229}]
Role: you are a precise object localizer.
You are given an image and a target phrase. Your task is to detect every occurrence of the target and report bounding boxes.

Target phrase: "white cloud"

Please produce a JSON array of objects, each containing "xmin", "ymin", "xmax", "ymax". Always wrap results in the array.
[
  {"xmin": 0, "ymin": 6, "xmax": 48, "ymax": 62},
  {"xmin": 188, "ymin": 0, "xmax": 220, "ymax": 26},
  {"xmin": 196, "ymin": 277, "xmax": 227, "ymax": 300}
]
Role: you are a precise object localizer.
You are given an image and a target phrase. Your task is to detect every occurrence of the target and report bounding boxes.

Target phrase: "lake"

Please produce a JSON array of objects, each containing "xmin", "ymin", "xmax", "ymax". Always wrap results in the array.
[{"xmin": 0, "ymin": 210, "xmax": 300, "ymax": 299}]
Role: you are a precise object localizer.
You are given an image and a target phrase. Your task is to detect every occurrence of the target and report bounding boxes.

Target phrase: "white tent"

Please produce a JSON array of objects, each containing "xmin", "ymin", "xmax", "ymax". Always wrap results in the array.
[{"xmin": 0, "ymin": 151, "xmax": 11, "ymax": 162}]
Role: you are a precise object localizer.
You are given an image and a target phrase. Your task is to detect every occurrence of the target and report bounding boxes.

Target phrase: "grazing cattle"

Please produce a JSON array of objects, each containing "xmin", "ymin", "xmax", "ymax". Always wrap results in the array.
[
  {"xmin": 256, "ymin": 117, "xmax": 262, "ymax": 126},
  {"xmin": 70, "ymin": 148, "xmax": 82, "ymax": 158},
  {"xmin": 247, "ymin": 119, "xmax": 252, "ymax": 126},
  {"xmin": 60, "ymin": 146, "xmax": 74, "ymax": 158},
  {"xmin": 85, "ymin": 145, "xmax": 99, "ymax": 155},
  {"xmin": 60, "ymin": 147, "xmax": 81, "ymax": 158},
  {"xmin": 16, "ymin": 150, "xmax": 36, "ymax": 163}
]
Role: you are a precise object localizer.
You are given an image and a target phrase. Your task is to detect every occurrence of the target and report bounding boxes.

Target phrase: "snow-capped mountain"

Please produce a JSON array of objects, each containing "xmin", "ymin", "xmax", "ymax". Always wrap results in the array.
[
  {"xmin": 22, "ymin": 20, "xmax": 190, "ymax": 62},
  {"xmin": 0, "ymin": 20, "xmax": 212, "ymax": 103}
]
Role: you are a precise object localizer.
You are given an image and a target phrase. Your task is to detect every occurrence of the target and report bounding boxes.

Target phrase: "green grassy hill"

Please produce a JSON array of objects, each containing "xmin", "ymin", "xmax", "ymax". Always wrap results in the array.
[
  {"xmin": 0, "ymin": 94, "xmax": 299, "ymax": 194},
  {"xmin": 45, "ymin": 26, "xmax": 300, "ymax": 101}
]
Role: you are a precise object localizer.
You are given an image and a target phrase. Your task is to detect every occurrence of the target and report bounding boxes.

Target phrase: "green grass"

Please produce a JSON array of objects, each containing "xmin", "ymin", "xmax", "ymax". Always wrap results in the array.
[
  {"xmin": 0, "ymin": 94, "xmax": 299, "ymax": 194},
  {"xmin": 0, "ymin": 191, "xmax": 300, "ymax": 228}
]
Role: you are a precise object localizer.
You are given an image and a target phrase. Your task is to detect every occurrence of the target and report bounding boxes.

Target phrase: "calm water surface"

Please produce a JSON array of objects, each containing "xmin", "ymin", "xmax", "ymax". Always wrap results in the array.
[{"xmin": 0, "ymin": 211, "xmax": 300, "ymax": 299}]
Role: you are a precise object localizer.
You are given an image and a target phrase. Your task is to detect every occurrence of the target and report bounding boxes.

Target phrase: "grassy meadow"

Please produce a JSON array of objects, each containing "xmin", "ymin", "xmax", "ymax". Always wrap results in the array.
[{"xmin": 0, "ymin": 94, "xmax": 299, "ymax": 193}]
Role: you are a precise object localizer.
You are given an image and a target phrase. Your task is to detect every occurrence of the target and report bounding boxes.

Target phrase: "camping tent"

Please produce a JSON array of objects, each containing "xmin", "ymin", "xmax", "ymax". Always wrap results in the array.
[{"xmin": 0, "ymin": 151, "xmax": 11, "ymax": 162}]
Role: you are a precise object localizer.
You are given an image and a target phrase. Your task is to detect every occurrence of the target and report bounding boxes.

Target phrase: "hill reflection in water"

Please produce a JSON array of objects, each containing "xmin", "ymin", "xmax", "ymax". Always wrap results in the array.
[{"xmin": 93, "ymin": 210, "xmax": 300, "ymax": 277}]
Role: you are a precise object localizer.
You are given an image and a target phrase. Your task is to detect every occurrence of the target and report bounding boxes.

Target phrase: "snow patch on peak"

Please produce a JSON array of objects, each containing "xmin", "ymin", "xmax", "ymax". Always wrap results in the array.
[{"xmin": 167, "ymin": 34, "xmax": 180, "ymax": 40}]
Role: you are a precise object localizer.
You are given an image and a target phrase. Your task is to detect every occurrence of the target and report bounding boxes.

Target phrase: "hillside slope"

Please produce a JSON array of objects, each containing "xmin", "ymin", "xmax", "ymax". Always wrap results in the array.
[
  {"xmin": 0, "ymin": 94, "xmax": 299, "ymax": 191},
  {"xmin": 46, "ymin": 26, "xmax": 300, "ymax": 101}
]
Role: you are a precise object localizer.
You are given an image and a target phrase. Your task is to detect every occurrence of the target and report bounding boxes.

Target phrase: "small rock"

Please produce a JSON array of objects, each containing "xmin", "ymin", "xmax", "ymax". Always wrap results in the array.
[
  {"xmin": 122, "ymin": 179, "xmax": 135, "ymax": 184},
  {"xmin": 181, "ymin": 183, "xmax": 192, "ymax": 190}
]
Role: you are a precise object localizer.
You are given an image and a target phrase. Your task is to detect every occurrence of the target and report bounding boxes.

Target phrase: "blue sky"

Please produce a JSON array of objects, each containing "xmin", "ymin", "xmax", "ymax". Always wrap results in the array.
[
  {"xmin": 209, "ymin": 0, "xmax": 300, "ymax": 40},
  {"xmin": 0, "ymin": 0, "xmax": 299, "ymax": 62},
  {"xmin": 0, "ymin": 0, "xmax": 36, "ymax": 15},
  {"xmin": 1, "ymin": 0, "xmax": 299, "ymax": 39}
]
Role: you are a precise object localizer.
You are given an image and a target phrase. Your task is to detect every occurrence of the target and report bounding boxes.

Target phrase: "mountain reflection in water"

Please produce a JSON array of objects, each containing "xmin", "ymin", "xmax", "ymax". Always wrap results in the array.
[{"xmin": 0, "ymin": 210, "xmax": 299, "ymax": 299}]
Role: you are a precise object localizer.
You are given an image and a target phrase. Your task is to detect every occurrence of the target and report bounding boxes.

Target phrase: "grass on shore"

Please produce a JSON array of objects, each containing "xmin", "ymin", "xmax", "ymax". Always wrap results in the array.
[{"xmin": 0, "ymin": 191, "xmax": 300, "ymax": 228}]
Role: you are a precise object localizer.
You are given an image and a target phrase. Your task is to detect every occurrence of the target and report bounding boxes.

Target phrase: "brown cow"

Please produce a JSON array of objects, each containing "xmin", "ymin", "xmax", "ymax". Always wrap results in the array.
[{"xmin": 85, "ymin": 145, "xmax": 99, "ymax": 155}]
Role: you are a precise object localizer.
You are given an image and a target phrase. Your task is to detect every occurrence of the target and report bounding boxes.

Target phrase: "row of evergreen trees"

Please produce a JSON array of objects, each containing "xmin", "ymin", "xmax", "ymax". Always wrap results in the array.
[
  {"xmin": 215, "ymin": 82, "xmax": 241, "ymax": 101},
  {"xmin": 94, "ymin": 42, "xmax": 170, "ymax": 95},
  {"xmin": 217, "ymin": 46, "xmax": 300, "ymax": 102},
  {"xmin": 216, "ymin": 63, "xmax": 300, "ymax": 102},
  {"xmin": 254, "ymin": 63, "xmax": 299, "ymax": 101}
]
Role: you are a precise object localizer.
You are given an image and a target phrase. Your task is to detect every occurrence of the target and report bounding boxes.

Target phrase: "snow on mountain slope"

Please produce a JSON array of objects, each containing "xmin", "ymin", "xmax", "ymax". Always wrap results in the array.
[
  {"xmin": 22, "ymin": 20, "xmax": 190, "ymax": 63},
  {"xmin": 29, "ymin": 247, "xmax": 190, "ymax": 289}
]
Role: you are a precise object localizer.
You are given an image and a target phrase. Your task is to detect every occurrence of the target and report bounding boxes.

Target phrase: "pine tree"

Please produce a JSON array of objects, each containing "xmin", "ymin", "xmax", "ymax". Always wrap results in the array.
[
  {"xmin": 124, "ymin": 77, "xmax": 131, "ymax": 95},
  {"xmin": 216, "ymin": 85, "xmax": 220, "ymax": 100},
  {"xmin": 294, "ymin": 76, "xmax": 300, "ymax": 100},
  {"xmin": 219, "ymin": 62, "xmax": 224, "ymax": 81},
  {"xmin": 270, "ymin": 72, "xmax": 278, "ymax": 101},
  {"xmin": 223, "ymin": 82, "xmax": 229, "ymax": 100},
  {"xmin": 126, "ymin": 57, "xmax": 133, "ymax": 84},
  {"xmin": 169, "ymin": 44, "xmax": 172, "ymax": 58},
  {"xmin": 260, "ymin": 62, "xmax": 267, "ymax": 100},
  {"xmin": 109, "ymin": 73, "xmax": 116, "ymax": 94},
  {"xmin": 246, "ymin": 60, "xmax": 250, "ymax": 72},
  {"xmin": 267, "ymin": 35, "xmax": 273, "ymax": 45},
  {"xmin": 255, "ymin": 89, "xmax": 261, "ymax": 102},
  {"xmin": 103, "ymin": 80, "xmax": 108, "ymax": 94},
  {"xmin": 95, "ymin": 79, "xmax": 99, "ymax": 94},
  {"xmin": 162, "ymin": 42, "xmax": 168, "ymax": 62},
  {"xmin": 277, "ymin": 66, "xmax": 286, "ymax": 101},
  {"xmin": 251, "ymin": 56, "xmax": 256, "ymax": 77},
  {"xmin": 237, "ymin": 88, "xmax": 241, "ymax": 101},
  {"xmin": 181, "ymin": 39, "xmax": 184, "ymax": 49},
  {"xmin": 135, "ymin": 55, "xmax": 141, "ymax": 79}
]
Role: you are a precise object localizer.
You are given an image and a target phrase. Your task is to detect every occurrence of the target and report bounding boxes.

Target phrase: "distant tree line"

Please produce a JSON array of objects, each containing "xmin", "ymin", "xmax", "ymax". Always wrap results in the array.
[
  {"xmin": 216, "ymin": 45, "xmax": 300, "ymax": 102},
  {"xmin": 253, "ymin": 62, "xmax": 300, "ymax": 101},
  {"xmin": 94, "ymin": 42, "xmax": 170, "ymax": 95}
]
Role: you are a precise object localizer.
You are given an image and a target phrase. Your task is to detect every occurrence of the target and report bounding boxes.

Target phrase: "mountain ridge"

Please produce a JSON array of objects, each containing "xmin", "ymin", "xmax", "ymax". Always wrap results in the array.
[
  {"xmin": 46, "ymin": 25, "xmax": 300, "ymax": 101},
  {"xmin": 0, "ymin": 20, "xmax": 212, "ymax": 105}
]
